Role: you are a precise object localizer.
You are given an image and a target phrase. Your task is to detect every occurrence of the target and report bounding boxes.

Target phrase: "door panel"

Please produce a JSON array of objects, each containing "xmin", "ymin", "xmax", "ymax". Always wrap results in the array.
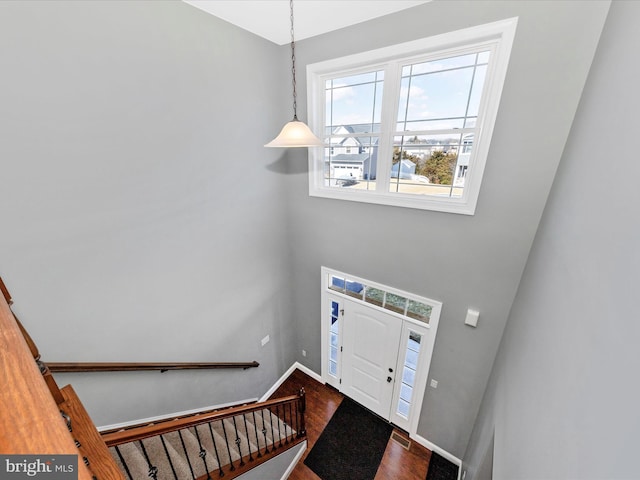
[{"xmin": 341, "ymin": 300, "xmax": 402, "ymax": 419}]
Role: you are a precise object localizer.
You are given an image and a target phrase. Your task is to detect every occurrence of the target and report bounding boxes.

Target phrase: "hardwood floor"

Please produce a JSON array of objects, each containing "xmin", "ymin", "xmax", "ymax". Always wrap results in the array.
[{"xmin": 269, "ymin": 368, "xmax": 432, "ymax": 480}]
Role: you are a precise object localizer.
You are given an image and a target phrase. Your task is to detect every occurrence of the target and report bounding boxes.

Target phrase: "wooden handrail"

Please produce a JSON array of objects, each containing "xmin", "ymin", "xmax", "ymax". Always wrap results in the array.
[
  {"xmin": 0, "ymin": 286, "xmax": 91, "ymax": 479},
  {"xmin": 0, "ymin": 276, "xmax": 12, "ymax": 305},
  {"xmin": 102, "ymin": 393, "xmax": 301, "ymax": 446},
  {"xmin": 48, "ymin": 361, "xmax": 260, "ymax": 373}
]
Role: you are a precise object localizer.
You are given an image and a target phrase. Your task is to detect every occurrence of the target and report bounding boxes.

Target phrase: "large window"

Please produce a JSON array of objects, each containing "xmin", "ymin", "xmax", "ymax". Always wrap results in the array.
[{"xmin": 307, "ymin": 18, "xmax": 517, "ymax": 214}]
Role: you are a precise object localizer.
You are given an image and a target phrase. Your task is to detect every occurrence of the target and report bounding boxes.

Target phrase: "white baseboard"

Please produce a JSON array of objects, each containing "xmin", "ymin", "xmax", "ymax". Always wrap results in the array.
[{"xmin": 259, "ymin": 361, "xmax": 322, "ymax": 402}]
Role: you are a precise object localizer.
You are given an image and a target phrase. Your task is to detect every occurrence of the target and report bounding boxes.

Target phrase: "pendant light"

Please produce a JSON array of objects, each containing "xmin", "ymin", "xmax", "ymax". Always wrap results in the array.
[{"xmin": 265, "ymin": 0, "xmax": 323, "ymax": 148}]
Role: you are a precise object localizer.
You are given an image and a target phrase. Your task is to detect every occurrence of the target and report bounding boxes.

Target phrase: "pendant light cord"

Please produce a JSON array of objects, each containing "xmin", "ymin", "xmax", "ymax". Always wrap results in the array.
[{"xmin": 289, "ymin": 0, "xmax": 299, "ymax": 121}]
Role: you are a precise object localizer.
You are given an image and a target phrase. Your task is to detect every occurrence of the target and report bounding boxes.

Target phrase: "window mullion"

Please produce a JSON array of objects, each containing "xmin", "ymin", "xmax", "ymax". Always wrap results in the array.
[{"xmin": 375, "ymin": 62, "xmax": 402, "ymax": 193}]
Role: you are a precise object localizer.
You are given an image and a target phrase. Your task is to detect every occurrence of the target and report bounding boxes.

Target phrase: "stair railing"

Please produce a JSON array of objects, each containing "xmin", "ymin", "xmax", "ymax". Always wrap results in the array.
[
  {"xmin": 1, "ymin": 276, "xmax": 305, "ymax": 480},
  {"xmin": 0, "ymin": 278, "xmax": 123, "ymax": 480},
  {"xmin": 102, "ymin": 390, "xmax": 306, "ymax": 480}
]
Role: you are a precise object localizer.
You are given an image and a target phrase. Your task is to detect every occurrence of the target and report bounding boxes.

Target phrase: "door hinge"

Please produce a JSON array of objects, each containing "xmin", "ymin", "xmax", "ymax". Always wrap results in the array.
[
  {"xmin": 339, "ymin": 378, "xmax": 342, "ymax": 384},
  {"xmin": 340, "ymin": 346, "xmax": 343, "ymax": 352},
  {"xmin": 340, "ymin": 309, "xmax": 344, "ymax": 316}
]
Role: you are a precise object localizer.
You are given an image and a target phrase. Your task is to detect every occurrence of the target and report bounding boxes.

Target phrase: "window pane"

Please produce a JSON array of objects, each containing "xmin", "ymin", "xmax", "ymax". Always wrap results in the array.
[
  {"xmin": 397, "ymin": 398, "xmax": 410, "ymax": 418},
  {"xmin": 384, "ymin": 293, "xmax": 407, "ymax": 314},
  {"xmin": 393, "ymin": 51, "xmax": 491, "ymax": 200},
  {"xmin": 329, "ymin": 360, "xmax": 337, "ymax": 376},
  {"xmin": 365, "ymin": 287, "xmax": 385, "ymax": 307},
  {"xmin": 345, "ymin": 279, "xmax": 365, "ymax": 299},
  {"xmin": 325, "ymin": 70, "xmax": 382, "ymax": 192},
  {"xmin": 330, "ymin": 320, "xmax": 338, "ymax": 333},
  {"xmin": 326, "ymin": 71, "xmax": 384, "ymax": 130},
  {"xmin": 402, "ymin": 365, "xmax": 416, "ymax": 385},
  {"xmin": 405, "ymin": 348, "xmax": 419, "ymax": 370},
  {"xmin": 402, "ymin": 67, "xmax": 474, "ymax": 122},
  {"xmin": 330, "ymin": 345, "xmax": 338, "ymax": 362},
  {"xmin": 409, "ymin": 331, "xmax": 422, "ymax": 351},
  {"xmin": 407, "ymin": 300, "xmax": 432, "ymax": 324},
  {"xmin": 400, "ymin": 383, "xmax": 413, "ymax": 403},
  {"xmin": 324, "ymin": 136, "xmax": 379, "ymax": 191},
  {"xmin": 389, "ymin": 134, "xmax": 464, "ymax": 197},
  {"xmin": 329, "ymin": 276, "xmax": 345, "ymax": 293}
]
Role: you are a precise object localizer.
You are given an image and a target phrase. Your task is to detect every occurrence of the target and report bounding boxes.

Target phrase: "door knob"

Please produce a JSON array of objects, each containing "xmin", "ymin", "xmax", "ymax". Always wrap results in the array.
[{"xmin": 387, "ymin": 376, "xmax": 393, "ymax": 383}]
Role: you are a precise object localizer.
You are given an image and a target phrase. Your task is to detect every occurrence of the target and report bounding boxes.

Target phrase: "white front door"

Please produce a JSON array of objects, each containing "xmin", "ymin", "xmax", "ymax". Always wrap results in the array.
[{"xmin": 341, "ymin": 300, "xmax": 403, "ymax": 419}]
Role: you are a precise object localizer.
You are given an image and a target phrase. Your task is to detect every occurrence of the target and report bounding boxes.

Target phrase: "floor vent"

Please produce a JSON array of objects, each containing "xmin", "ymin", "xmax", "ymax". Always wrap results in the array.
[{"xmin": 391, "ymin": 431, "xmax": 411, "ymax": 450}]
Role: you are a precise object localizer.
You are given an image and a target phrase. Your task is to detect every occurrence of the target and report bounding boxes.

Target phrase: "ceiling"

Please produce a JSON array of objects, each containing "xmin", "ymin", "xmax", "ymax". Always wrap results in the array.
[{"xmin": 182, "ymin": 1, "xmax": 431, "ymax": 45}]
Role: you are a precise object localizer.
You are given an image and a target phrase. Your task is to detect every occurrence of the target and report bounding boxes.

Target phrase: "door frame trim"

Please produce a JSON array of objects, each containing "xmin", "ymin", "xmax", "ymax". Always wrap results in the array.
[{"xmin": 320, "ymin": 266, "xmax": 442, "ymax": 438}]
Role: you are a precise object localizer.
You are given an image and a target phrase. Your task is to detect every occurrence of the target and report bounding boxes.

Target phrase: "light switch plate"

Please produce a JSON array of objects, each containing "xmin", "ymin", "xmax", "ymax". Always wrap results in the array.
[{"xmin": 465, "ymin": 309, "xmax": 479, "ymax": 327}]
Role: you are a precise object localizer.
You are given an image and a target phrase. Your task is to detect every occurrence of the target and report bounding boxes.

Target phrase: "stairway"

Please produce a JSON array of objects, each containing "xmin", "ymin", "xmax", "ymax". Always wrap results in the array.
[{"xmin": 109, "ymin": 406, "xmax": 299, "ymax": 480}]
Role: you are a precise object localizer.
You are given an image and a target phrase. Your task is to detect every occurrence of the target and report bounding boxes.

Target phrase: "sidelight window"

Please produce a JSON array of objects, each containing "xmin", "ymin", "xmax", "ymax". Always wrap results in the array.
[
  {"xmin": 397, "ymin": 331, "xmax": 422, "ymax": 419},
  {"xmin": 328, "ymin": 300, "xmax": 340, "ymax": 378}
]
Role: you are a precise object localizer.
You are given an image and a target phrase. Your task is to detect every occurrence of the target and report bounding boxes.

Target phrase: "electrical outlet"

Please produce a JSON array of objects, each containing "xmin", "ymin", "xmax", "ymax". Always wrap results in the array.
[
  {"xmin": 261, "ymin": 335, "xmax": 270, "ymax": 346},
  {"xmin": 302, "ymin": 350, "xmax": 307, "ymax": 357}
]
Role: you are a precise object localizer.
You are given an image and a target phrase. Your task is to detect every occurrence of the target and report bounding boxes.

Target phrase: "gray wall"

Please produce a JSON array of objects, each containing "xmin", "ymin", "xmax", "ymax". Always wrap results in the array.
[
  {"xmin": 0, "ymin": 0, "xmax": 296, "ymax": 426},
  {"xmin": 463, "ymin": 1, "xmax": 640, "ymax": 478},
  {"xmin": 287, "ymin": 1, "xmax": 609, "ymax": 458},
  {"xmin": 236, "ymin": 442, "xmax": 305, "ymax": 480}
]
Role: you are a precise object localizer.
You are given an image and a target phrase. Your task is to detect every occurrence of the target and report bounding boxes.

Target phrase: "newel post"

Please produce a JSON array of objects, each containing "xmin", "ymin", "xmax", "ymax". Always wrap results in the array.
[{"xmin": 297, "ymin": 388, "xmax": 306, "ymax": 437}]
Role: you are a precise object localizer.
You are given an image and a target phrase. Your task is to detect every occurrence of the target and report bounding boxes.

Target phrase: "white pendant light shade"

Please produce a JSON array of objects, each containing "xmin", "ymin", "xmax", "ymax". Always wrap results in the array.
[
  {"xmin": 265, "ymin": 119, "xmax": 324, "ymax": 148},
  {"xmin": 265, "ymin": 0, "xmax": 323, "ymax": 149}
]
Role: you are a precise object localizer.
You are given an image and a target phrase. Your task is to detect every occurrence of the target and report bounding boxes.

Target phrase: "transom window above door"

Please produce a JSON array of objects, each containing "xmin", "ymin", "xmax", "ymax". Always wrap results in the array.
[
  {"xmin": 307, "ymin": 18, "xmax": 518, "ymax": 214},
  {"xmin": 328, "ymin": 274, "xmax": 433, "ymax": 324}
]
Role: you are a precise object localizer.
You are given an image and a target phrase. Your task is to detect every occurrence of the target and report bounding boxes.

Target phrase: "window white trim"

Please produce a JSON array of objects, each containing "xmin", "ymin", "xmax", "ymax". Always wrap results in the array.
[{"xmin": 307, "ymin": 17, "xmax": 518, "ymax": 215}]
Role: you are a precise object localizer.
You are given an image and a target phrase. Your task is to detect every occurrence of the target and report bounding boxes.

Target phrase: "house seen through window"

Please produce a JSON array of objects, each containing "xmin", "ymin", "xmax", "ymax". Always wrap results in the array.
[{"xmin": 307, "ymin": 18, "xmax": 518, "ymax": 214}]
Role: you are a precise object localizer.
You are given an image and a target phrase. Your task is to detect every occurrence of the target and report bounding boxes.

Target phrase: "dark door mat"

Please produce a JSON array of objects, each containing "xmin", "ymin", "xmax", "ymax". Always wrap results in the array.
[
  {"xmin": 426, "ymin": 452, "xmax": 459, "ymax": 480},
  {"xmin": 304, "ymin": 397, "xmax": 393, "ymax": 480}
]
